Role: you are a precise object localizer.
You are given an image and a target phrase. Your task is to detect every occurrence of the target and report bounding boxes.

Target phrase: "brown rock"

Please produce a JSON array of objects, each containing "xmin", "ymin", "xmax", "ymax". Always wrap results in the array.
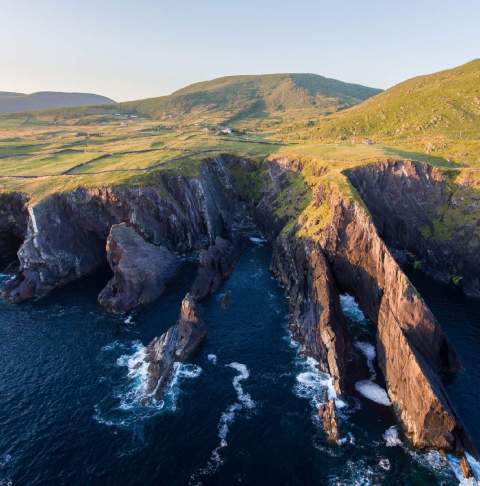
[
  {"xmin": 317, "ymin": 182, "xmax": 467, "ymax": 452},
  {"xmin": 98, "ymin": 223, "xmax": 180, "ymax": 312},
  {"xmin": 460, "ymin": 455, "xmax": 473, "ymax": 479},
  {"xmin": 318, "ymin": 399, "xmax": 340, "ymax": 443}
]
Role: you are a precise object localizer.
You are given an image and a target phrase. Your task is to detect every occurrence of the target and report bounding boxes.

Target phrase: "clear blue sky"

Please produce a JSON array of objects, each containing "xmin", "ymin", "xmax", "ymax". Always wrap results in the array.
[{"xmin": 1, "ymin": 0, "xmax": 479, "ymax": 101}]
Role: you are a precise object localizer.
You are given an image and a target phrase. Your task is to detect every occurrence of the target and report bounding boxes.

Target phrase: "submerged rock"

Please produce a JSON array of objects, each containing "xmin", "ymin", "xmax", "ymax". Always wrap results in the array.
[
  {"xmin": 145, "ymin": 294, "xmax": 206, "ymax": 400},
  {"xmin": 318, "ymin": 399, "xmax": 340, "ymax": 443},
  {"xmin": 98, "ymin": 223, "xmax": 180, "ymax": 313}
]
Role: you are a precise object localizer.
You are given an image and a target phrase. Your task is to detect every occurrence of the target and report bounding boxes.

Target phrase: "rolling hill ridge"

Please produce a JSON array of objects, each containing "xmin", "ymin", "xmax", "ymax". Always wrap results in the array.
[
  {"xmin": 120, "ymin": 73, "xmax": 382, "ymax": 124},
  {"xmin": 0, "ymin": 91, "xmax": 115, "ymax": 114}
]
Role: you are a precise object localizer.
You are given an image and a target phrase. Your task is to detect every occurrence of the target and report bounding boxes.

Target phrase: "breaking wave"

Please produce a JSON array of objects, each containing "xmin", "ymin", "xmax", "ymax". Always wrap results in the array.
[
  {"xmin": 94, "ymin": 340, "xmax": 201, "ymax": 427},
  {"xmin": 383, "ymin": 426, "xmax": 402, "ymax": 447},
  {"xmin": 448, "ymin": 453, "xmax": 480, "ymax": 485},
  {"xmin": 340, "ymin": 294, "xmax": 367, "ymax": 323}
]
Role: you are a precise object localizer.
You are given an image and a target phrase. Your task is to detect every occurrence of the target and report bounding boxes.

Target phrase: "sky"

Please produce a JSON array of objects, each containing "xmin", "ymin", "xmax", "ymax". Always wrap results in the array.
[{"xmin": 1, "ymin": 0, "xmax": 479, "ymax": 102}]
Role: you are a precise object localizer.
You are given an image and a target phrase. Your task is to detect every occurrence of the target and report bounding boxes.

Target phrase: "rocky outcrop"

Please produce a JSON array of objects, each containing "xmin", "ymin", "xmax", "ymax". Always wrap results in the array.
[
  {"xmin": 315, "ymin": 184, "xmax": 469, "ymax": 453},
  {"xmin": 145, "ymin": 294, "xmax": 206, "ymax": 400},
  {"xmin": 318, "ymin": 399, "xmax": 340, "ymax": 443},
  {"xmin": 1, "ymin": 157, "xmax": 251, "ymax": 303},
  {"xmin": 190, "ymin": 237, "xmax": 241, "ymax": 301},
  {"xmin": 347, "ymin": 160, "xmax": 480, "ymax": 298},
  {"xmin": 258, "ymin": 156, "xmax": 474, "ymax": 459},
  {"xmin": 271, "ymin": 232, "xmax": 348, "ymax": 395},
  {"xmin": 98, "ymin": 223, "xmax": 181, "ymax": 312}
]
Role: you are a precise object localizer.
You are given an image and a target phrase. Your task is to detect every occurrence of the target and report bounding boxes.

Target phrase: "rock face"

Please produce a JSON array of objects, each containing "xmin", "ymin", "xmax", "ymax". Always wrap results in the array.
[
  {"xmin": 315, "ymin": 183, "xmax": 468, "ymax": 453},
  {"xmin": 271, "ymin": 233, "xmax": 348, "ymax": 395},
  {"xmin": 259, "ymin": 156, "xmax": 473, "ymax": 457},
  {"xmin": 318, "ymin": 399, "xmax": 340, "ymax": 443},
  {"xmin": 1, "ymin": 157, "xmax": 251, "ymax": 303},
  {"xmin": 190, "ymin": 237, "xmax": 240, "ymax": 301},
  {"xmin": 348, "ymin": 160, "xmax": 480, "ymax": 299},
  {"xmin": 0, "ymin": 193, "xmax": 29, "ymax": 271},
  {"xmin": 98, "ymin": 223, "xmax": 180, "ymax": 312},
  {"xmin": 145, "ymin": 294, "xmax": 206, "ymax": 400}
]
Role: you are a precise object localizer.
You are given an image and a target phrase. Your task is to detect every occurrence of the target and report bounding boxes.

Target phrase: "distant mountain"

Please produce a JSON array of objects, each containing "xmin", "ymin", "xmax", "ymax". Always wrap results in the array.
[
  {"xmin": 120, "ymin": 73, "xmax": 381, "ymax": 123},
  {"xmin": 311, "ymin": 59, "xmax": 480, "ymax": 141},
  {"xmin": 0, "ymin": 91, "xmax": 115, "ymax": 113}
]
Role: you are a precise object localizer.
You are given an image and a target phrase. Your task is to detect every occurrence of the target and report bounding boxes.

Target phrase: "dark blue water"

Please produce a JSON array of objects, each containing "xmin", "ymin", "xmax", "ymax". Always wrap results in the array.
[{"xmin": 0, "ymin": 244, "xmax": 465, "ymax": 485}]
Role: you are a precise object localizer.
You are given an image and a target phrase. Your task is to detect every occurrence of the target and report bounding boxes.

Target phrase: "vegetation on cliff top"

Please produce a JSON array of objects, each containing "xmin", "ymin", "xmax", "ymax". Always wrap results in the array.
[
  {"xmin": 1, "ymin": 60, "xmax": 480, "ymax": 209},
  {"xmin": 301, "ymin": 59, "xmax": 480, "ymax": 166}
]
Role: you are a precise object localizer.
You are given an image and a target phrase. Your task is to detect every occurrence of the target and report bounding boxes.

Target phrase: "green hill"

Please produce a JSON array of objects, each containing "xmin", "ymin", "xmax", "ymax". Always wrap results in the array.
[
  {"xmin": 119, "ymin": 73, "xmax": 381, "ymax": 125},
  {"xmin": 0, "ymin": 91, "xmax": 115, "ymax": 113},
  {"xmin": 307, "ymin": 60, "xmax": 480, "ymax": 163}
]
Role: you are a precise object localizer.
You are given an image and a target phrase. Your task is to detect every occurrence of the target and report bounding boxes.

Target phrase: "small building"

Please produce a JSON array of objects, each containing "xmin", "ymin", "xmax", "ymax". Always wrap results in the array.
[{"xmin": 216, "ymin": 126, "xmax": 232, "ymax": 135}]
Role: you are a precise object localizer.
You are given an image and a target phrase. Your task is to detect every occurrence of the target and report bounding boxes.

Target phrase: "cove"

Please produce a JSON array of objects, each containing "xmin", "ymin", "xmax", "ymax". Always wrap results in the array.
[{"xmin": 0, "ymin": 243, "xmax": 462, "ymax": 485}]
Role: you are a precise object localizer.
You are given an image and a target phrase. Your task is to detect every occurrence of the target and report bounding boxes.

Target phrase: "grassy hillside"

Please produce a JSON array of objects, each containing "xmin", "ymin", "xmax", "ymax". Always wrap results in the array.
[
  {"xmin": 2, "ymin": 61, "xmax": 480, "ymax": 203},
  {"xmin": 0, "ymin": 91, "xmax": 115, "ymax": 113},
  {"xmin": 303, "ymin": 60, "xmax": 480, "ymax": 164},
  {"xmin": 120, "ymin": 73, "xmax": 381, "ymax": 125}
]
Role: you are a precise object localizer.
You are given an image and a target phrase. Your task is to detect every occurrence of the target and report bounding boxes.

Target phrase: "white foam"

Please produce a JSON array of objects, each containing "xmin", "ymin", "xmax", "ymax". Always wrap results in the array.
[
  {"xmin": 379, "ymin": 458, "xmax": 391, "ymax": 471},
  {"xmin": 355, "ymin": 380, "xmax": 391, "ymax": 406},
  {"xmin": 293, "ymin": 355, "xmax": 346, "ymax": 410},
  {"xmin": 101, "ymin": 340, "xmax": 126, "ymax": 352},
  {"xmin": 94, "ymin": 341, "xmax": 201, "ymax": 427},
  {"xmin": 207, "ymin": 354, "xmax": 218, "ymax": 365},
  {"xmin": 354, "ymin": 341, "xmax": 377, "ymax": 379},
  {"xmin": 227, "ymin": 362, "xmax": 255, "ymax": 410},
  {"xmin": 466, "ymin": 453, "xmax": 480, "ymax": 481},
  {"xmin": 340, "ymin": 293, "xmax": 367, "ymax": 322},
  {"xmin": 124, "ymin": 315, "xmax": 133, "ymax": 325},
  {"xmin": 249, "ymin": 236, "xmax": 267, "ymax": 245},
  {"xmin": 190, "ymin": 362, "xmax": 255, "ymax": 484},
  {"xmin": 383, "ymin": 426, "xmax": 402, "ymax": 447},
  {"xmin": 448, "ymin": 454, "xmax": 480, "ymax": 485}
]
